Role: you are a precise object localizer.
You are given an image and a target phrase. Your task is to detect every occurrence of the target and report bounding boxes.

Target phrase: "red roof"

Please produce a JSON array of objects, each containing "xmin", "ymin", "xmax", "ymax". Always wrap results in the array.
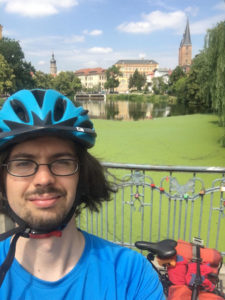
[{"xmin": 75, "ymin": 67, "xmax": 105, "ymax": 76}]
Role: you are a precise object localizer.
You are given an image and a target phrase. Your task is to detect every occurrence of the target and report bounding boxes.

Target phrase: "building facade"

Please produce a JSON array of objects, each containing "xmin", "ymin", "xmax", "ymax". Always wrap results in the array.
[
  {"xmin": 115, "ymin": 59, "xmax": 159, "ymax": 93},
  {"xmin": 179, "ymin": 19, "xmax": 192, "ymax": 72},
  {"xmin": 50, "ymin": 53, "xmax": 57, "ymax": 76},
  {"xmin": 74, "ymin": 68, "xmax": 106, "ymax": 91}
]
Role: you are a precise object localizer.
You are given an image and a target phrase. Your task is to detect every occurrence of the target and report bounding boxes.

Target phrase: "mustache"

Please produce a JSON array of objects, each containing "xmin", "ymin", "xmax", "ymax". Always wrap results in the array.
[{"xmin": 25, "ymin": 186, "xmax": 66, "ymax": 199}]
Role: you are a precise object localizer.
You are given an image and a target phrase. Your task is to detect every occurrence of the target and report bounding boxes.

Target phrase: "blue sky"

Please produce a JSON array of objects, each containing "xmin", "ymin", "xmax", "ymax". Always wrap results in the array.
[{"xmin": 0, "ymin": 0, "xmax": 224, "ymax": 73}]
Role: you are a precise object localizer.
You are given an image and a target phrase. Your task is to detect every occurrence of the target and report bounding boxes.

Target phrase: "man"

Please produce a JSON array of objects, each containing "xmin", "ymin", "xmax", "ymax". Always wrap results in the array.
[{"xmin": 0, "ymin": 89, "xmax": 164, "ymax": 299}]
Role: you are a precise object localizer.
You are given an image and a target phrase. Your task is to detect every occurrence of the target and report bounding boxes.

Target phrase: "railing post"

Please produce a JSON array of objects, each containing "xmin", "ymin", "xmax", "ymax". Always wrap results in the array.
[{"xmin": 0, "ymin": 213, "xmax": 15, "ymax": 233}]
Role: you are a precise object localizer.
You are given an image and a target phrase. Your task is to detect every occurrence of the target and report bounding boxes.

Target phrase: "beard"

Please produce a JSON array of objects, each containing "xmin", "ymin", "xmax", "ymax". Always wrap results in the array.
[
  {"xmin": 11, "ymin": 186, "xmax": 75, "ymax": 232},
  {"xmin": 22, "ymin": 205, "xmax": 70, "ymax": 232}
]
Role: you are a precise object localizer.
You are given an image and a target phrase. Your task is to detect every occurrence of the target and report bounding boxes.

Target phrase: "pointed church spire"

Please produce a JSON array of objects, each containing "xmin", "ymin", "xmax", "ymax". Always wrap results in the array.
[{"xmin": 180, "ymin": 18, "xmax": 191, "ymax": 47}]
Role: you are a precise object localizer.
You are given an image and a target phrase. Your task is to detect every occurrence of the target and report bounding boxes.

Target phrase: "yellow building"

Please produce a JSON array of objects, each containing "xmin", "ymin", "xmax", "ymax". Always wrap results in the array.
[
  {"xmin": 115, "ymin": 59, "xmax": 158, "ymax": 93},
  {"xmin": 75, "ymin": 68, "xmax": 106, "ymax": 91}
]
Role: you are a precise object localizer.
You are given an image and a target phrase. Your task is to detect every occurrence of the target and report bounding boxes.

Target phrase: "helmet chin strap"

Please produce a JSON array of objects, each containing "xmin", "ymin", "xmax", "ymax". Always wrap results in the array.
[{"xmin": 0, "ymin": 187, "xmax": 82, "ymax": 287}]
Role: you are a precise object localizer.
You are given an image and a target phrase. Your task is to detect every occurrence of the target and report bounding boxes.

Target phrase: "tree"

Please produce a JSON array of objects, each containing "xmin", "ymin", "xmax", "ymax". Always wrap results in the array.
[
  {"xmin": 184, "ymin": 51, "xmax": 211, "ymax": 109},
  {"xmin": 173, "ymin": 77, "xmax": 188, "ymax": 104},
  {"xmin": 129, "ymin": 69, "xmax": 146, "ymax": 91},
  {"xmin": 204, "ymin": 21, "xmax": 225, "ymax": 128},
  {"xmin": 104, "ymin": 65, "xmax": 122, "ymax": 92},
  {"xmin": 168, "ymin": 66, "xmax": 186, "ymax": 95},
  {"xmin": 34, "ymin": 71, "xmax": 54, "ymax": 89},
  {"xmin": 0, "ymin": 37, "xmax": 35, "ymax": 91},
  {"xmin": 152, "ymin": 77, "xmax": 168, "ymax": 95},
  {"xmin": 53, "ymin": 72, "xmax": 82, "ymax": 99},
  {"xmin": 0, "ymin": 54, "xmax": 15, "ymax": 95}
]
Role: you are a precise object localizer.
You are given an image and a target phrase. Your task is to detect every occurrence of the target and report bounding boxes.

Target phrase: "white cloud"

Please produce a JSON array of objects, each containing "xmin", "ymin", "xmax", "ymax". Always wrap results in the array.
[
  {"xmin": 63, "ymin": 35, "xmax": 85, "ymax": 43},
  {"xmin": 83, "ymin": 29, "xmax": 103, "ymax": 36},
  {"xmin": 213, "ymin": 2, "xmax": 225, "ymax": 11},
  {"xmin": 184, "ymin": 6, "xmax": 199, "ymax": 17},
  {"xmin": 139, "ymin": 53, "xmax": 147, "ymax": 59},
  {"xmin": 88, "ymin": 47, "xmax": 112, "ymax": 54},
  {"xmin": 117, "ymin": 10, "xmax": 186, "ymax": 34},
  {"xmin": 147, "ymin": 0, "xmax": 174, "ymax": 10},
  {"xmin": 0, "ymin": 0, "xmax": 78, "ymax": 17},
  {"xmin": 191, "ymin": 14, "xmax": 225, "ymax": 35},
  {"xmin": 89, "ymin": 29, "xmax": 103, "ymax": 36},
  {"xmin": 38, "ymin": 60, "xmax": 46, "ymax": 65}
]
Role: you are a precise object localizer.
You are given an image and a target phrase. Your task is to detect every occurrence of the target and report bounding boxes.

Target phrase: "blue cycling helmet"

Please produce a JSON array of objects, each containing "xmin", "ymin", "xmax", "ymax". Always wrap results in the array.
[{"xmin": 0, "ymin": 89, "xmax": 96, "ymax": 150}]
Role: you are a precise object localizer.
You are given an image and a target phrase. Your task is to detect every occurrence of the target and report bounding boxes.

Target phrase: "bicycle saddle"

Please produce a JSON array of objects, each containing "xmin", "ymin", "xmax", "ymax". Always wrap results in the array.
[{"xmin": 135, "ymin": 239, "xmax": 177, "ymax": 259}]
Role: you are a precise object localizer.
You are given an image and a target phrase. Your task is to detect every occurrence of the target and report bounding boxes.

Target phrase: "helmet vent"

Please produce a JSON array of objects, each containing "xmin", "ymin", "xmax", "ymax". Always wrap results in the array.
[
  {"xmin": 10, "ymin": 100, "xmax": 29, "ymax": 123},
  {"xmin": 79, "ymin": 120, "xmax": 93, "ymax": 129},
  {"xmin": 80, "ymin": 109, "xmax": 89, "ymax": 116},
  {"xmin": 31, "ymin": 90, "xmax": 45, "ymax": 108},
  {"xmin": 54, "ymin": 97, "xmax": 67, "ymax": 122}
]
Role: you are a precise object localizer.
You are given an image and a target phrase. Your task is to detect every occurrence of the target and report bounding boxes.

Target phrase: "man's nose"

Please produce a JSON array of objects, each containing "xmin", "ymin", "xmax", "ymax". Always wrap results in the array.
[{"xmin": 32, "ymin": 164, "xmax": 56, "ymax": 186}]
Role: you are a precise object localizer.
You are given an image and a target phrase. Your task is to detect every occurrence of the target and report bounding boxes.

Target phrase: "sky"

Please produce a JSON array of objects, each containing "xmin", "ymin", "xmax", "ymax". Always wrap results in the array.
[{"xmin": 0, "ymin": 0, "xmax": 225, "ymax": 73}]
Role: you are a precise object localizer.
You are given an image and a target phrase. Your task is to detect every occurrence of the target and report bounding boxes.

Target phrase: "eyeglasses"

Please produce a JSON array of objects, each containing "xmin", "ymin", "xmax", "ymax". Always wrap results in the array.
[{"xmin": 2, "ymin": 159, "xmax": 79, "ymax": 177}]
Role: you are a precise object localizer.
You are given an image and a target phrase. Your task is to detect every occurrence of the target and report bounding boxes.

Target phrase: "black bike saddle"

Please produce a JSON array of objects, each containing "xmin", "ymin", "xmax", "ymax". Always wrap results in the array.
[{"xmin": 135, "ymin": 239, "xmax": 177, "ymax": 259}]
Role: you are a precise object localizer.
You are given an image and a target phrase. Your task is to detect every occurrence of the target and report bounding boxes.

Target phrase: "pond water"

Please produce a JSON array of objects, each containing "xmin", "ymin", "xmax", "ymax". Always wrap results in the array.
[{"xmin": 75, "ymin": 100, "xmax": 207, "ymax": 121}]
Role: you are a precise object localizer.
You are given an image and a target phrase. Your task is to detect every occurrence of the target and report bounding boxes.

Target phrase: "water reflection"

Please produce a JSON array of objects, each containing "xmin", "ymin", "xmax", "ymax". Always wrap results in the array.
[{"xmin": 75, "ymin": 100, "xmax": 170, "ymax": 120}]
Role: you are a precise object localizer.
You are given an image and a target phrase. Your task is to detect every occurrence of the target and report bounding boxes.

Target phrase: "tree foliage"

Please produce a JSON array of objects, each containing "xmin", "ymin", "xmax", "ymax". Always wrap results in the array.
[
  {"xmin": 33, "ymin": 71, "xmax": 55, "ymax": 89},
  {"xmin": 152, "ymin": 77, "xmax": 168, "ymax": 95},
  {"xmin": 168, "ymin": 66, "xmax": 186, "ymax": 95},
  {"xmin": 204, "ymin": 21, "xmax": 225, "ymax": 127},
  {"xmin": 104, "ymin": 65, "xmax": 122, "ymax": 92},
  {"xmin": 53, "ymin": 71, "xmax": 82, "ymax": 98},
  {"xmin": 0, "ymin": 54, "xmax": 15, "ymax": 95},
  {"xmin": 129, "ymin": 69, "xmax": 146, "ymax": 91},
  {"xmin": 0, "ymin": 37, "xmax": 35, "ymax": 91}
]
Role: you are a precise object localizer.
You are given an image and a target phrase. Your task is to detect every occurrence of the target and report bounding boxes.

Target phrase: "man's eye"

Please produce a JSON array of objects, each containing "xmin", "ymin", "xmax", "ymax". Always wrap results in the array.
[
  {"xmin": 54, "ymin": 160, "xmax": 72, "ymax": 166},
  {"xmin": 14, "ymin": 161, "xmax": 33, "ymax": 168}
]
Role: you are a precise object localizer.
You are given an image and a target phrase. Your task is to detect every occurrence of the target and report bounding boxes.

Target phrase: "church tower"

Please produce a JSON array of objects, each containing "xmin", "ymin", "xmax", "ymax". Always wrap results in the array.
[
  {"xmin": 0, "ymin": 25, "xmax": 3, "ymax": 40},
  {"xmin": 50, "ymin": 53, "xmax": 57, "ymax": 76},
  {"xmin": 179, "ymin": 18, "xmax": 192, "ymax": 72}
]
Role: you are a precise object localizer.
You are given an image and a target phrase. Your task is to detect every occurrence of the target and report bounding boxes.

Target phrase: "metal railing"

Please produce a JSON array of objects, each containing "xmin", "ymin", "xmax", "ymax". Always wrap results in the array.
[{"xmin": 78, "ymin": 162, "xmax": 225, "ymax": 255}]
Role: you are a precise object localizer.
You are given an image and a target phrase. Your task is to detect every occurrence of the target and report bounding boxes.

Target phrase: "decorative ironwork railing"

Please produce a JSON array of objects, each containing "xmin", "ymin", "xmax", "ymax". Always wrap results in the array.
[{"xmin": 78, "ymin": 163, "xmax": 225, "ymax": 255}]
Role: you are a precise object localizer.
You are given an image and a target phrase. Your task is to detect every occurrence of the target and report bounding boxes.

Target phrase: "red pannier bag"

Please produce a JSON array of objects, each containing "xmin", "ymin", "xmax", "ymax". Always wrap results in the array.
[
  {"xmin": 167, "ymin": 285, "xmax": 192, "ymax": 299},
  {"xmin": 167, "ymin": 240, "xmax": 223, "ymax": 299},
  {"xmin": 175, "ymin": 240, "xmax": 222, "ymax": 267},
  {"xmin": 168, "ymin": 286, "xmax": 225, "ymax": 300},
  {"xmin": 198, "ymin": 291, "xmax": 225, "ymax": 299}
]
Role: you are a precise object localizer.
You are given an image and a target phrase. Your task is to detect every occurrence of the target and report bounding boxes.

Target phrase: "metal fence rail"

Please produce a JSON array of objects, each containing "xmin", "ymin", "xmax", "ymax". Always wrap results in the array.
[{"xmin": 78, "ymin": 162, "xmax": 225, "ymax": 255}]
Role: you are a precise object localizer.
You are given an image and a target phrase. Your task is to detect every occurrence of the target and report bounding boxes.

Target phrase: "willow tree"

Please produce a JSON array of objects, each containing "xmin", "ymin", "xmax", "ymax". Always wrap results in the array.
[{"xmin": 205, "ymin": 21, "xmax": 225, "ymax": 128}]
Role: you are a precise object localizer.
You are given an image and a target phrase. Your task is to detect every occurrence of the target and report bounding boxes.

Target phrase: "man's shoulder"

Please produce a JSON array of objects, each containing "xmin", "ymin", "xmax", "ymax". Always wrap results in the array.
[
  {"xmin": 82, "ymin": 230, "xmax": 149, "ymax": 274},
  {"xmin": 83, "ymin": 230, "xmax": 141, "ymax": 258},
  {"xmin": 82, "ymin": 231, "xmax": 164, "ymax": 299}
]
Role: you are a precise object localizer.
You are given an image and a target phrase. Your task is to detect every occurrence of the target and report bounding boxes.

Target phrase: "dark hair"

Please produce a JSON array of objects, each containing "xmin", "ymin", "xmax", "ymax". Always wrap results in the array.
[
  {"xmin": 0, "ymin": 141, "xmax": 114, "ymax": 216},
  {"xmin": 74, "ymin": 145, "xmax": 114, "ymax": 216}
]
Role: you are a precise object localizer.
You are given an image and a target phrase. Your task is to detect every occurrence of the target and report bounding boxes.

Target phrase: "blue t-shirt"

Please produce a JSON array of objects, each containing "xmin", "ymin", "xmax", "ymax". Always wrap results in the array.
[{"xmin": 0, "ymin": 231, "xmax": 165, "ymax": 299}]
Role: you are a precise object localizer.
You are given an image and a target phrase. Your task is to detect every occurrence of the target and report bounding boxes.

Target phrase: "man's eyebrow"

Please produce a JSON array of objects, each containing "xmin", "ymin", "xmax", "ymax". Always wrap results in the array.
[
  {"xmin": 9, "ymin": 153, "xmax": 35, "ymax": 159},
  {"xmin": 9, "ymin": 152, "xmax": 76, "ymax": 160},
  {"xmin": 50, "ymin": 152, "xmax": 76, "ymax": 159}
]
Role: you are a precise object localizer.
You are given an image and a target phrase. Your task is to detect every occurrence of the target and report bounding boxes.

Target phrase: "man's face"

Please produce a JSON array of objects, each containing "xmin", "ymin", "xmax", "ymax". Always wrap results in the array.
[{"xmin": 5, "ymin": 136, "xmax": 79, "ymax": 230}]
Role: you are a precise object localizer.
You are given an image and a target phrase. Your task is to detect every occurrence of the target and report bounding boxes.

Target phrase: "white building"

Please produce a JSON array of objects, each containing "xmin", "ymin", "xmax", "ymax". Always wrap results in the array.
[{"xmin": 74, "ymin": 68, "xmax": 106, "ymax": 91}]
